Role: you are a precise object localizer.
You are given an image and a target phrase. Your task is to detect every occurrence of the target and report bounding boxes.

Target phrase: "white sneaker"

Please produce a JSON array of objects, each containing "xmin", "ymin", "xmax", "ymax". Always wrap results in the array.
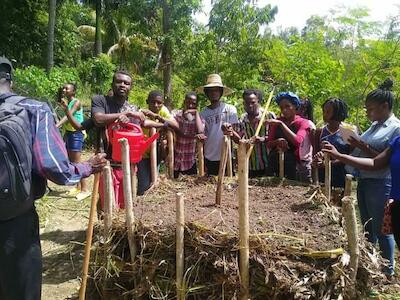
[{"xmin": 75, "ymin": 191, "xmax": 91, "ymax": 201}]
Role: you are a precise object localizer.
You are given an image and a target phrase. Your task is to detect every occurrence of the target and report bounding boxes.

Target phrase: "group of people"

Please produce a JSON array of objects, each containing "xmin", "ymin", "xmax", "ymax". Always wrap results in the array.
[
  {"xmin": 60, "ymin": 71, "xmax": 400, "ymax": 278},
  {"xmin": 1, "ymin": 51, "xmax": 400, "ymax": 300}
]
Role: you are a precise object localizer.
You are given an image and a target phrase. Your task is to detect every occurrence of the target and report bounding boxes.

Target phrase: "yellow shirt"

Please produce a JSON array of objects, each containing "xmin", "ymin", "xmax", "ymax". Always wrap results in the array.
[{"xmin": 143, "ymin": 106, "xmax": 173, "ymax": 158}]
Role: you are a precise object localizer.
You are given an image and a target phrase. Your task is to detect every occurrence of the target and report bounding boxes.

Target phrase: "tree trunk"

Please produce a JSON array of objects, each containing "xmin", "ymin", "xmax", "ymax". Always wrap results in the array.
[
  {"xmin": 94, "ymin": 0, "xmax": 102, "ymax": 56},
  {"xmin": 162, "ymin": 0, "xmax": 172, "ymax": 107},
  {"xmin": 46, "ymin": 0, "xmax": 56, "ymax": 74}
]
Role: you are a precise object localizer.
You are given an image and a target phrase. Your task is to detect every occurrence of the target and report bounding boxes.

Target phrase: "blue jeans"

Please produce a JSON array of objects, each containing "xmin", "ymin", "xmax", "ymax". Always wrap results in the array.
[{"xmin": 357, "ymin": 178, "xmax": 395, "ymax": 273}]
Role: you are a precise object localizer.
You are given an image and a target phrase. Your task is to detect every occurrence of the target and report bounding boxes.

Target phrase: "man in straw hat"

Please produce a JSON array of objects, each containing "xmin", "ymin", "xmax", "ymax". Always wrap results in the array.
[{"xmin": 197, "ymin": 74, "xmax": 238, "ymax": 175}]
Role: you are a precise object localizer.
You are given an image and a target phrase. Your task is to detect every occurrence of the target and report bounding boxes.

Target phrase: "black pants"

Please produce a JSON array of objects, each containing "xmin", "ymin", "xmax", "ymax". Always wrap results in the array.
[
  {"xmin": 392, "ymin": 201, "xmax": 400, "ymax": 249},
  {"xmin": 137, "ymin": 158, "xmax": 152, "ymax": 196},
  {"xmin": 205, "ymin": 159, "xmax": 220, "ymax": 176},
  {"xmin": 268, "ymin": 150, "xmax": 297, "ymax": 180},
  {"xmin": 249, "ymin": 169, "xmax": 266, "ymax": 178},
  {"xmin": 174, "ymin": 163, "xmax": 197, "ymax": 179},
  {"xmin": 0, "ymin": 208, "xmax": 42, "ymax": 300},
  {"xmin": 205, "ymin": 159, "xmax": 235, "ymax": 176}
]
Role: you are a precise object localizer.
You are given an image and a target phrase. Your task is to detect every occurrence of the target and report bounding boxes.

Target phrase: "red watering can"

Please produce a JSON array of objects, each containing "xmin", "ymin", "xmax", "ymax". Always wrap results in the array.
[{"xmin": 111, "ymin": 123, "xmax": 159, "ymax": 163}]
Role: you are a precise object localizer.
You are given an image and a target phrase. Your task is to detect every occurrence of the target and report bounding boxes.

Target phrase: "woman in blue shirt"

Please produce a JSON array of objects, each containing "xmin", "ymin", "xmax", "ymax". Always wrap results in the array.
[
  {"xmin": 314, "ymin": 98, "xmax": 351, "ymax": 188},
  {"xmin": 324, "ymin": 80, "xmax": 400, "ymax": 276},
  {"xmin": 324, "ymin": 136, "xmax": 400, "ymax": 255}
]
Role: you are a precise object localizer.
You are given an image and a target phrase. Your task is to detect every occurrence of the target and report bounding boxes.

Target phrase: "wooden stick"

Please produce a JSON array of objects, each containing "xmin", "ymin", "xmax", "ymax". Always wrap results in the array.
[
  {"xmin": 79, "ymin": 172, "xmax": 101, "ymax": 300},
  {"xmin": 130, "ymin": 164, "xmax": 138, "ymax": 202},
  {"xmin": 176, "ymin": 193, "xmax": 185, "ymax": 300},
  {"xmin": 324, "ymin": 152, "xmax": 331, "ymax": 200},
  {"xmin": 150, "ymin": 127, "xmax": 158, "ymax": 185},
  {"xmin": 226, "ymin": 137, "xmax": 233, "ymax": 178},
  {"xmin": 216, "ymin": 136, "xmax": 229, "ymax": 205},
  {"xmin": 197, "ymin": 141, "xmax": 205, "ymax": 177},
  {"xmin": 344, "ymin": 174, "xmax": 353, "ymax": 197},
  {"xmin": 103, "ymin": 162, "xmax": 114, "ymax": 239},
  {"xmin": 246, "ymin": 86, "xmax": 275, "ymax": 158},
  {"xmin": 238, "ymin": 141, "xmax": 249, "ymax": 300},
  {"xmin": 167, "ymin": 130, "xmax": 174, "ymax": 179},
  {"xmin": 342, "ymin": 175, "xmax": 359, "ymax": 285},
  {"xmin": 119, "ymin": 138, "xmax": 137, "ymax": 265},
  {"xmin": 313, "ymin": 165, "xmax": 319, "ymax": 186},
  {"xmin": 278, "ymin": 149, "xmax": 284, "ymax": 179}
]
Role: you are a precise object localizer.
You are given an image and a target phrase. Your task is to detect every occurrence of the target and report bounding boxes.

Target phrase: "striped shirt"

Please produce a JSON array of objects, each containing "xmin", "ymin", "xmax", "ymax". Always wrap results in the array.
[
  {"xmin": 234, "ymin": 110, "xmax": 275, "ymax": 171},
  {"xmin": 2, "ymin": 93, "xmax": 91, "ymax": 189}
]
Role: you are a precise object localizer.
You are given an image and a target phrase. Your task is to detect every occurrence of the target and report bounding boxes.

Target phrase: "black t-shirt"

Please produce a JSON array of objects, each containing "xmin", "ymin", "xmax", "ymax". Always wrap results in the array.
[{"xmin": 91, "ymin": 95, "xmax": 139, "ymax": 158}]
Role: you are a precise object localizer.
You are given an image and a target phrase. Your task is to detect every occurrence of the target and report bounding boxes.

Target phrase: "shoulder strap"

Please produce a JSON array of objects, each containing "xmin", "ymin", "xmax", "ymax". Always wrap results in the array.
[{"xmin": 1, "ymin": 94, "xmax": 27, "ymax": 105}]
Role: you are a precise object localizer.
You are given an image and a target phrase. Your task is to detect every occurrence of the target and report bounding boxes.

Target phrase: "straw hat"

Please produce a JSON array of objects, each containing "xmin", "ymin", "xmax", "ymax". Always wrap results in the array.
[{"xmin": 196, "ymin": 74, "xmax": 233, "ymax": 96}]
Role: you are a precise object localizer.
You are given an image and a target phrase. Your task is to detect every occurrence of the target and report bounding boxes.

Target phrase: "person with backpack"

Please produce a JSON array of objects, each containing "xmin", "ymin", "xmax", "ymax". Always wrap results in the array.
[{"xmin": 0, "ymin": 56, "xmax": 107, "ymax": 300}]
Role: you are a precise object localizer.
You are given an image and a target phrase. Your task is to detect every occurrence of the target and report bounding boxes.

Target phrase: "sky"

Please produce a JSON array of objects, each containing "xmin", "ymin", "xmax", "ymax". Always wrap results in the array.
[{"xmin": 194, "ymin": 0, "xmax": 400, "ymax": 33}]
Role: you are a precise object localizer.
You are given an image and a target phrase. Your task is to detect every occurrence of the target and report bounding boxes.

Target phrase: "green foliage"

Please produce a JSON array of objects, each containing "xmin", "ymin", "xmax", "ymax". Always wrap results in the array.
[
  {"xmin": 0, "ymin": 0, "xmax": 48, "ymax": 66},
  {"xmin": 13, "ymin": 65, "xmax": 80, "ymax": 101},
  {"xmin": 77, "ymin": 54, "xmax": 116, "ymax": 100},
  {"xmin": 4, "ymin": 0, "xmax": 400, "ymax": 133},
  {"xmin": 54, "ymin": 0, "xmax": 93, "ymax": 66}
]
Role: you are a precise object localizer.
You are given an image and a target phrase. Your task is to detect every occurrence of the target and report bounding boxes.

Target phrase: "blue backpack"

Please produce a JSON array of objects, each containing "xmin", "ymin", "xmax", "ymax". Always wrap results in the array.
[{"xmin": 0, "ymin": 94, "xmax": 33, "ymax": 220}]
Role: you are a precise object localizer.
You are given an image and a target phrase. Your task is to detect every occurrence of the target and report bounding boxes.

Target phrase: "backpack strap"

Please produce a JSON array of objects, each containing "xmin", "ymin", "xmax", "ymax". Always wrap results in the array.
[{"xmin": 0, "ymin": 93, "xmax": 27, "ymax": 105}]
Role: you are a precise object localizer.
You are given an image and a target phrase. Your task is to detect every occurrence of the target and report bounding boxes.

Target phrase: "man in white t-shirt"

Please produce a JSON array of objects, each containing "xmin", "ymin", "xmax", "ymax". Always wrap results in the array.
[{"xmin": 197, "ymin": 74, "xmax": 238, "ymax": 175}]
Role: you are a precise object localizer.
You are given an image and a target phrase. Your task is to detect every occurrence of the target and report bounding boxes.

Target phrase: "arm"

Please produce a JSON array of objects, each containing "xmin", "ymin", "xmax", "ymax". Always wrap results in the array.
[
  {"xmin": 56, "ymin": 98, "xmax": 81, "ymax": 128},
  {"xmin": 195, "ymin": 111, "xmax": 205, "ymax": 134},
  {"xmin": 322, "ymin": 141, "xmax": 391, "ymax": 171},
  {"xmin": 32, "ymin": 104, "xmax": 105, "ymax": 185},
  {"xmin": 143, "ymin": 119, "xmax": 165, "ymax": 129},
  {"xmin": 61, "ymin": 99, "xmax": 83, "ymax": 130},
  {"xmin": 142, "ymin": 109, "xmax": 180, "ymax": 131},
  {"xmin": 348, "ymin": 136, "xmax": 380, "ymax": 157},
  {"xmin": 56, "ymin": 116, "xmax": 68, "ymax": 128},
  {"xmin": 93, "ymin": 110, "xmax": 145, "ymax": 126},
  {"xmin": 265, "ymin": 119, "xmax": 303, "ymax": 147}
]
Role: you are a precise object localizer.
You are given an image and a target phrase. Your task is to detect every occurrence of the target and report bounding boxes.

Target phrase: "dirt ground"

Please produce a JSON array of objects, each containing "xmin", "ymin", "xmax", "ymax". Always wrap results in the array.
[
  {"xmin": 136, "ymin": 176, "xmax": 342, "ymax": 251},
  {"xmin": 38, "ymin": 173, "xmax": 400, "ymax": 299},
  {"xmin": 39, "ymin": 175, "xmax": 95, "ymax": 300}
]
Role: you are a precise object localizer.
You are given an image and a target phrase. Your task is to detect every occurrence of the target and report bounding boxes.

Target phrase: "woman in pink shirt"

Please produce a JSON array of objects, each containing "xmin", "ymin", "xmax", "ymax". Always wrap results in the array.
[{"xmin": 266, "ymin": 92, "xmax": 311, "ymax": 180}]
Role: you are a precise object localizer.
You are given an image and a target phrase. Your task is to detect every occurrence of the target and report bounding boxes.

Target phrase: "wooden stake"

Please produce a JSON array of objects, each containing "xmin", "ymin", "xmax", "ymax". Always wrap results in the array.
[
  {"xmin": 226, "ymin": 137, "xmax": 233, "ymax": 178},
  {"xmin": 324, "ymin": 152, "xmax": 331, "ymax": 200},
  {"xmin": 238, "ymin": 141, "xmax": 249, "ymax": 300},
  {"xmin": 176, "ymin": 193, "xmax": 185, "ymax": 300},
  {"xmin": 130, "ymin": 164, "xmax": 138, "ymax": 202},
  {"xmin": 216, "ymin": 136, "xmax": 229, "ymax": 205},
  {"xmin": 103, "ymin": 162, "xmax": 114, "ymax": 239},
  {"xmin": 79, "ymin": 172, "xmax": 101, "ymax": 300},
  {"xmin": 278, "ymin": 149, "xmax": 284, "ymax": 179},
  {"xmin": 119, "ymin": 138, "xmax": 137, "ymax": 265},
  {"xmin": 344, "ymin": 174, "xmax": 353, "ymax": 197},
  {"xmin": 342, "ymin": 175, "xmax": 359, "ymax": 285},
  {"xmin": 150, "ymin": 127, "xmax": 158, "ymax": 185},
  {"xmin": 167, "ymin": 130, "xmax": 174, "ymax": 179},
  {"xmin": 313, "ymin": 165, "xmax": 319, "ymax": 186},
  {"xmin": 246, "ymin": 86, "xmax": 275, "ymax": 158},
  {"xmin": 197, "ymin": 141, "xmax": 205, "ymax": 177}
]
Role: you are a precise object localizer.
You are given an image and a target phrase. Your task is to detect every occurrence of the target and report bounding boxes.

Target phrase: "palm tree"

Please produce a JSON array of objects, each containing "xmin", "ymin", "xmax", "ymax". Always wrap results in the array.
[
  {"xmin": 94, "ymin": 0, "xmax": 102, "ymax": 55},
  {"xmin": 46, "ymin": 0, "xmax": 57, "ymax": 73},
  {"xmin": 81, "ymin": 0, "xmax": 103, "ymax": 56},
  {"xmin": 106, "ymin": 15, "xmax": 157, "ymax": 71}
]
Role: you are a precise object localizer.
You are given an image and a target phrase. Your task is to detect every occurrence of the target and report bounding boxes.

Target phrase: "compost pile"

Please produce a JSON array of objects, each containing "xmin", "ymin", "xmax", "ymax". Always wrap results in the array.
[{"xmin": 89, "ymin": 176, "xmax": 394, "ymax": 299}]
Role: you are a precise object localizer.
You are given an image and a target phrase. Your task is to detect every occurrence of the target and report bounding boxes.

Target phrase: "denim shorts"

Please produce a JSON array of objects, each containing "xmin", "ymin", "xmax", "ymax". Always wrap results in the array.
[{"xmin": 65, "ymin": 131, "xmax": 84, "ymax": 152}]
